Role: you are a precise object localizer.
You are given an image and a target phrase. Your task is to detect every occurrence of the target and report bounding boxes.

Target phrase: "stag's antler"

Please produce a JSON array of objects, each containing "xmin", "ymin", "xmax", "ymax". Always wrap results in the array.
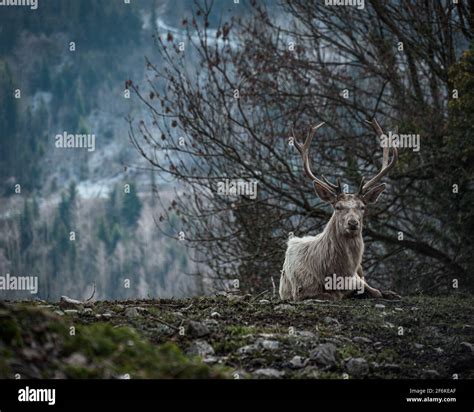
[
  {"xmin": 292, "ymin": 122, "xmax": 342, "ymax": 195},
  {"xmin": 359, "ymin": 118, "xmax": 398, "ymax": 194}
]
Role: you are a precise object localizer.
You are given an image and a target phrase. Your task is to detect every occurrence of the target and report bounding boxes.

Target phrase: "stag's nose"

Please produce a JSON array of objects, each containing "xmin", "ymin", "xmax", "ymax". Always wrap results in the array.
[{"xmin": 348, "ymin": 219, "xmax": 359, "ymax": 230}]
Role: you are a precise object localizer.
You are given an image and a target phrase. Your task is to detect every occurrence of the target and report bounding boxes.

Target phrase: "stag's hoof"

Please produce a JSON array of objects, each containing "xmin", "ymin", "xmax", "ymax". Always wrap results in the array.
[
  {"xmin": 371, "ymin": 288, "xmax": 383, "ymax": 299},
  {"xmin": 381, "ymin": 290, "xmax": 401, "ymax": 300}
]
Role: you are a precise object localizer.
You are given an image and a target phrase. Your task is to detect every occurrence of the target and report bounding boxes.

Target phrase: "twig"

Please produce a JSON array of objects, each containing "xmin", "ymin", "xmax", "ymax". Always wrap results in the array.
[
  {"xmin": 182, "ymin": 303, "xmax": 193, "ymax": 312},
  {"xmin": 250, "ymin": 289, "xmax": 270, "ymax": 302},
  {"xmin": 86, "ymin": 283, "xmax": 96, "ymax": 302},
  {"xmin": 148, "ymin": 315, "xmax": 179, "ymax": 331},
  {"xmin": 271, "ymin": 277, "xmax": 276, "ymax": 297}
]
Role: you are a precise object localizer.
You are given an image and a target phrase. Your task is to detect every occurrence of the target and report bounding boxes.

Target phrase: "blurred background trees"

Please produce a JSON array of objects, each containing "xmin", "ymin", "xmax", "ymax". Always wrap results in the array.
[{"xmin": 0, "ymin": 0, "xmax": 195, "ymax": 300}]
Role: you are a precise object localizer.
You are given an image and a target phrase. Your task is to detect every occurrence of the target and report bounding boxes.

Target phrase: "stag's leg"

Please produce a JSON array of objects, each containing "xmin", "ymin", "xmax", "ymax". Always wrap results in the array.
[
  {"xmin": 356, "ymin": 268, "xmax": 401, "ymax": 299},
  {"xmin": 353, "ymin": 273, "xmax": 382, "ymax": 299},
  {"xmin": 380, "ymin": 290, "xmax": 402, "ymax": 300}
]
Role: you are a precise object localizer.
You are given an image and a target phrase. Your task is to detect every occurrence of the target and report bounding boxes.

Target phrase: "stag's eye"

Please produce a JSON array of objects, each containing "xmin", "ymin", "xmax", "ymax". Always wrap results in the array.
[
  {"xmin": 360, "ymin": 205, "xmax": 365, "ymax": 211},
  {"xmin": 335, "ymin": 205, "xmax": 343, "ymax": 211}
]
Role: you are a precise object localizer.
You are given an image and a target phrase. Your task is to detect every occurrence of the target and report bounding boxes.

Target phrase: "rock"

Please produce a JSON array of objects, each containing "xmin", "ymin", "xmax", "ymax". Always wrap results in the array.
[
  {"xmin": 186, "ymin": 320, "xmax": 210, "ymax": 338},
  {"xmin": 258, "ymin": 299, "xmax": 271, "ymax": 304},
  {"xmin": 346, "ymin": 358, "xmax": 369, "ymax": 377},
  {"xmin": 460, "ymin": 342, "xmax": 474, "ymax": 354},
  {"xmin": 154, "ymin": 324, "xmax": 174, "ymax": 336},
  {"xmin": 434, "ymin": 347, "xmax": 444, "ymax": 354},
  {"xmin": 425, "ymin": 326, "xmax": 440, "ymax": 336},
  {"xmin": 383, "ymin": 363, "xmax": 401, "ymax": 372},
  {"xmin": 394, "ymin": 307, "xmax": 403, "ymax": 312},
  {"xmin": 54, "ymin": 310, "xmax": 64, "ymax": 316},
  {"xmin": 275, "ymin": 304, "xmax": 294, "ymax": 312},
  {"xmin": 238, "ymin": 338, "xmax": 280, "ymax": 354},
  {"xmin": 63, "ymin": 309, "xmax": 79, "ymax": 315},
  {"xmin": 422, "ymin": 369, "xmax": 440, "ymax": 379},
  {"xmin": 253, "ymin": 368, "xmax": 285, "ymax": 379},
  {"xmin": 65, "ymin": 353, "xmax": 88, "ymax": 366},
  {"xmin": 414, "ymin": 343, "xmax": 424, "ymax": 349},
  {"xmin": 227, "ymin": 294, "xmax": 245, "ymax": 303},
  {"xmin": 258, "ymin": 333, "xmax": 277, "ymax": 339},
  {"xmin": 101, "ymin": 312, "xmax": 113, "ymax": 319},
  {"xmin": 375, "ymin": 304, "xmax": 386, "ymax": 310},
  {"xmin": 59, "ymin": 296, "xmax": 84, "ymax": 310},
  {"xmin": 323, "ymin": 316, "xmax": 340, "ymax": 326},
  {"xmin": 352, "ymin": 336, "xmax": 372, "ymax": 344},
  {"xmin": 187, "ymin": 340, "xmax": 215, "ymax": 358},
  {"xmin": 237, "ymin": 344, "xmax": 259, "ymax": 355},
  {"xmin": 172, "ymin": 311, "xmax": 184, "ymax": 317},
  {"xmin": 309, "ymin": 343, "xmax": 337, "ymax": 367},
  {"xmin": 210, "ymin": 311, "xmax": 221, "ymax": 318},
  {"xmin": 203, "ymin": 319, "xmax": 219, "ymax": 329},
  {"xmin": 294, "ymin": 330, "xmax": 317, "ymax": 340},
  {"xmin": 289, "ymin": 356, "xmax": 308, "ymax": 369},
  {"xmin": 333, "ymin": 335, "xmax": 351, "ymax": 343},
  {"xmin": 124, "ymin": 307, "xmax": 139, "ymax": 318},
  {"xmin": 258, "ymin": 339, "xmax": 280, "ymax": 351},
  {"xmin": 202, "ymin": 356, "xmax": 219, "ymax": 364},
  {"xmin": 21, "ymin": 348, "xmax": 40, "ymax": 361},
  {"xmin": 82, "ymin": 308, "xmax": 93, "ymax": 315}
]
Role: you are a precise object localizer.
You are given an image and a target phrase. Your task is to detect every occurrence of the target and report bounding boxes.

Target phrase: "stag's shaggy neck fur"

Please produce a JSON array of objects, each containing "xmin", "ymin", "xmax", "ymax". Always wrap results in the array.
[
  {"xmin": 317, "ymin": 213, "xmax": 364, "ymax": 273},
  {"xmin": 280, "ymin": 212, "xmax": 365, "ymax": 301}
]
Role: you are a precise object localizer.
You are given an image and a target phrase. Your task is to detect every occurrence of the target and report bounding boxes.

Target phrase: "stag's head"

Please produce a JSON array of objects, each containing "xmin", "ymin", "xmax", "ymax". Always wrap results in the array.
[{"xmin": 293, "ymin": 119, "xmax": 398, "ymax": 238}]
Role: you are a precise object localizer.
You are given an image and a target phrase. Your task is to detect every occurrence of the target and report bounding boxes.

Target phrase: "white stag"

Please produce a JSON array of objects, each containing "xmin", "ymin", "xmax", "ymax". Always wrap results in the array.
[{"xmin": 280, "ymin": 119, "xmax": 399, "ymax": 301}]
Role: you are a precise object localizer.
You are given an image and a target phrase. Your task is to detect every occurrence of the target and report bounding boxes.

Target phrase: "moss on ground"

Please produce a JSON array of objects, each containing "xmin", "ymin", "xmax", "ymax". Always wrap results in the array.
[{"xmin": 0, "ymin": 302, "xmax": 228, "ymax": 379}]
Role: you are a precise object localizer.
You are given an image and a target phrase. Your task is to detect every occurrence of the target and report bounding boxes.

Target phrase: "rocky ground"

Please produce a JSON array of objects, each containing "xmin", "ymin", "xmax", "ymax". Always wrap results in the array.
[{"xmin": 0, "ymin": 293, "xmax": 473, "ymax": 379}]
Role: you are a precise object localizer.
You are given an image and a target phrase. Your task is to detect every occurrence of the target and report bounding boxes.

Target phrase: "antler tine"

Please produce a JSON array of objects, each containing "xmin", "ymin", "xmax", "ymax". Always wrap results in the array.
[
  {"xmin": 361, "ymin": 118, "xmax": 398, "ymax": 193},
  {"xmin": 292, "ymin": 122, "xmax": 335, "ymax": 193},
  {"xmin": 322, "ymin": 175, "xmax": 342, "ymax": 194},
  {"xmin": 357, "ymin": 176, "xmax": 365, "ymax": 195}
]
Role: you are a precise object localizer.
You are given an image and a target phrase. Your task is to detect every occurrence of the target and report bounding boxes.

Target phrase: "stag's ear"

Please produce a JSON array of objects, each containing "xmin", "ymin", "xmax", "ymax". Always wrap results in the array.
[
  {"xmin": 313, "ymin": 181, "xmax": 337, "ymax": 203},
  {"xmin": 361, "ymin": 183, "xmax": 386, "ymax": 204}
]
